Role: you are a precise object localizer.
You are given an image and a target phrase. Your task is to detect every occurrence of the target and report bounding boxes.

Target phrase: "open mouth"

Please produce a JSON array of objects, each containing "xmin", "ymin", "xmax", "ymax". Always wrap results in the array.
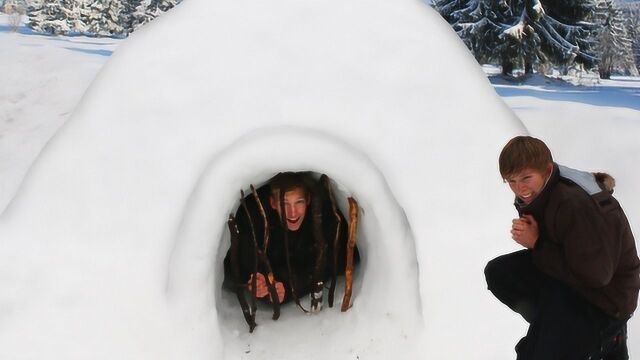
[
  {"xmin": 287, "ymin": 217, "xmax": 300, "ymax": 225},
  {"xmin": 520, "ymin": 193, "xmax": 535, "ymax": 202}
]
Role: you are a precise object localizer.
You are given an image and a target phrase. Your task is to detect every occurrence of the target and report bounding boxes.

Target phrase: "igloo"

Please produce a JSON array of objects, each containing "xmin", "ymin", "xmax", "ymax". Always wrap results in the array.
[{"xmin": 0, "ymin": 0, "xmax": 529, "ymax": 359}]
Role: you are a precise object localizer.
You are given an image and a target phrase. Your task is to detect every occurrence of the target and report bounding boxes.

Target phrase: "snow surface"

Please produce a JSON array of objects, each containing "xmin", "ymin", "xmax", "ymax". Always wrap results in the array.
[
  {"xmin": 0, "ymin": 17, "xmax": 118, "ymax": 212},
  {"xmin": 1, "ymin": 5, "xmax": 639, "ymax": 360}
]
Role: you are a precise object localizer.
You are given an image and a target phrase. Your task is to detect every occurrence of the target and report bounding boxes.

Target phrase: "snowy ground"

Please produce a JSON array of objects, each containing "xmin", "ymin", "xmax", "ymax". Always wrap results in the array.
[
  {"xmin": 0, "ymin": 15, "xmax": 119, "ymax": 212},
  {"xmin": 2, "ymin": 14, "xmax": 640, "ymax": 358}
]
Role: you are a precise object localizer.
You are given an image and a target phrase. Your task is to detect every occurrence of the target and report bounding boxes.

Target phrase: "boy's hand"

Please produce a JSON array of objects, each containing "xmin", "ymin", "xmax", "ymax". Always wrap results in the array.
[
  {"xmin": 511, "ymin": 214, "xmax": 539, "ymax": 249},
  {"xmin": 271, "ymin": 281, "xmax": 285, "ymax": 304},
  {"xmin": 248, "ymin": 273, "xmax": 285, "ymax": 303}
]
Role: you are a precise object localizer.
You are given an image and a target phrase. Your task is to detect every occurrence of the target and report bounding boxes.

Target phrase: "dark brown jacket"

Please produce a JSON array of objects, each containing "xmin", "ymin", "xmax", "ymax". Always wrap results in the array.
[
  {"xmin": 516, "ymin": 163, "xmax": 640, "ymax": 319},
  {"xmin": 223, "ymin": 182, "xmax": 357, "ymax": 303}
]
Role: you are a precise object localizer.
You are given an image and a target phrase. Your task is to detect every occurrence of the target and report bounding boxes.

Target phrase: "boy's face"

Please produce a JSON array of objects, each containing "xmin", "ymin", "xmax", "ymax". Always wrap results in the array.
[
  {"xmin": 505, "ymin": 165, "xmax": 552, "ymax": 205},
  {"xmin": 270, "ymin": 187, "xmax": 309, "ymax": 231}
]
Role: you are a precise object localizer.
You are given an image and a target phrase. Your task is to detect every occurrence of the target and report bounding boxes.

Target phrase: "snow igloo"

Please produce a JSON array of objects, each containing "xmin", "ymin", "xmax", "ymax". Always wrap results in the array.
[{"xmin": 0, "ymin": 0, "xmax": 530, "ymax": 359}]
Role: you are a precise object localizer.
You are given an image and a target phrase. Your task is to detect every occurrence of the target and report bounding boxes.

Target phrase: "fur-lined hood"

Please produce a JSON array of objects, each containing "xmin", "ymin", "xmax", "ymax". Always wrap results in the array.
[
  {"xmin": 594, "ymin": 172, "xmax": 616, "ymax": 193},
  {"xmin": 558, "ymin": 164, "xmax": 615, "ymax": 195}
]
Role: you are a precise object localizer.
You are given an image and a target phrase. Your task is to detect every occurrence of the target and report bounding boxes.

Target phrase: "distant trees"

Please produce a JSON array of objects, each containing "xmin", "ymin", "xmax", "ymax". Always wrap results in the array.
[
  {"xmin": 27, "ymin": 0, "xmax": 68, "ymax": 35},
  {"xmin": 26, "ymin": 0, "xmax": 180, "ymax": 37},
  {"xmin": 593, "ymin": 0, "xmax": 636, "ymax": 78},
  {"xmin": 435, "ymin": 0, "xmax": 597, "ymax": 76},
  {"xmin": 2, "ymin": 0, "xmax": 26, "ymax": 32},
  {"xmin": 625, "ymin": 6, "xmax": 640, "ymax": 73},
  {"xmin": 434, "ymin": 0, "xmax": 640, "ymax": 78}
]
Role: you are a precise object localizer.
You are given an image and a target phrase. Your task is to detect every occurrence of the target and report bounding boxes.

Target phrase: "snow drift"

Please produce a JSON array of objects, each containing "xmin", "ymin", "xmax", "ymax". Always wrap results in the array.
[{"xmin": 0, "ymin": 0, "xmax": 528, "ymax": 358}]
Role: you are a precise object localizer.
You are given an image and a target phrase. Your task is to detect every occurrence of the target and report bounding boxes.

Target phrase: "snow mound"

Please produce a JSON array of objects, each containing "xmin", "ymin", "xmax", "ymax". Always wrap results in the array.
[{"xmin": 0, "ymin": 0, "xmax": 526, "ymax": 359}]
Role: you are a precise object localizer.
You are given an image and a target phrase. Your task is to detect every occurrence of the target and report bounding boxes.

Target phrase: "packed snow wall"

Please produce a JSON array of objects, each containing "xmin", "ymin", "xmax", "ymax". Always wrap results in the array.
[
  {"xmin": 0, "ymin": 0, "xmax": 529, "ymax": 359},
  {"xmin": 169, "ymin": 127, "xmax": 424, "ymax": 357}
]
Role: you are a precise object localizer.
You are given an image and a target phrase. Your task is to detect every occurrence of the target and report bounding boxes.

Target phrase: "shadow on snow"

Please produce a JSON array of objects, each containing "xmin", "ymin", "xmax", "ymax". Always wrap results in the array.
[
  {"xmin": 489, "ymin": 75, "xmax": 640, "ymax": 112},
  {"xmin": 62, "ymin": 47, "xmax": 113, "ymax": 57}
]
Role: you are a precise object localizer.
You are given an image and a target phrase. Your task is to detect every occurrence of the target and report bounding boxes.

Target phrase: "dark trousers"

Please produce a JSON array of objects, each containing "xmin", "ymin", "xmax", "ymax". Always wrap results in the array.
[{"xmin": 485, "ymin": 250, "xmax": 628, "ymax": 360}]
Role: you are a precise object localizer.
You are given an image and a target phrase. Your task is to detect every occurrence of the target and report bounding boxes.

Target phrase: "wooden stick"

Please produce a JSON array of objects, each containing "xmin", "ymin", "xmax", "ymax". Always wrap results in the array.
[
  {"xmin": 239, "ymin": 190, "xmax": 258, "ymax": 326},
  {"xmin": 341, "ymin": 197, "xmax": 359, "ymax": 312},
  {"xmin": 310, "ymin": 185, "xmax": 326, "ymax": 313},
  {"xmin": 250, "ymin": 185, "xmax": 281, "ymax": 320},
  {"xmin": 321, "ymin": 174, "xmax": 342, "ymax": 308},
  {"xmin": 227, "ymin": 214, "xmax": 256, "ymax": 332}
]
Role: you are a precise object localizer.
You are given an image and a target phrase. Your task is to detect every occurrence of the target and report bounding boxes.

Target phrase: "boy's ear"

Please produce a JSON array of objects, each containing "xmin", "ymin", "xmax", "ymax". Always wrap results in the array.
[{"xmin": 269, "ymin": 196, "xmax": 278, "ymax": 210}]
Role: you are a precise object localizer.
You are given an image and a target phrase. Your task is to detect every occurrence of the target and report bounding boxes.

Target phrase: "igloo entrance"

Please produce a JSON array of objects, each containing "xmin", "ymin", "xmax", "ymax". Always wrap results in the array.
[
  {"xmin": 166, "ymin": 127, "xmax": 423, "ymax": 356},
  {"xmin": 218, "ymin": 170, "xmax": 362, "ymax": 331}
]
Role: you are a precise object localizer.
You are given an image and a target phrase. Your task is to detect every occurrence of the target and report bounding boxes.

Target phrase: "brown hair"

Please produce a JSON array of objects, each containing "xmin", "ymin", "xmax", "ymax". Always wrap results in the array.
[
  {"xmin": 268, "ymin": 172, "xmax": 312, "ymax": 200},
  {"xmin": 499, "ymin": 136, "xmax": 553, "ymax": 179}
]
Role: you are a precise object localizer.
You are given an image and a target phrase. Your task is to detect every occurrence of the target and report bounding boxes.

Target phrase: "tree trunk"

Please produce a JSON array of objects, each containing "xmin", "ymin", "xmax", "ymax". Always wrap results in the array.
[
  {"xmin": 525, "ymin": 61, "xmax": 533, "ymax": 74},
  {"xmin": 502, "ymin": 60, "xmax": 513, "ymax": 76}
]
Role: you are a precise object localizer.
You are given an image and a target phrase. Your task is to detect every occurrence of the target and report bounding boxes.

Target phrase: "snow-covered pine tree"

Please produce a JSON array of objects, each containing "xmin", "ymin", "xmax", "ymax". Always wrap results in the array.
[
  {"xmin": 60, "ymin": 0, "xmax": 88, "ymax": 35},
  {"xmin": 27, "ymin": 0, "xmax": 70, "ymax": 35},
  {"xmin": 593, "ymin": 0, "xmax": 636, "ymax": 78},
  {"xmin": 155, "ymin": 0, "xmax": 177, "ymax": 12},
  {"xmin": 495, "ymin": 0, "xmax": 544, "ymax": 75},
  {"xmin": 129, "ymin": 0, "xmax": 154, "ymax": 30},
  {"xmin": 435, "ymin": 0, "xmax": 506, "ymax": 71},
  {"xmin": 84, "ymin": 0, "xmax": 125, "ymax": 37},
  {"xmin": 119, "ymin": 0, "xmax": 142, "ymax": 34},
  {"xmin": 625, "ymin": 6, "xmax": 640, "ymax": 73},
  {"xmin": 435, "ymin": 0, "xmax": 597, "ymax": 75},
  {"xmin": 533, "ymin": 0, "xmax": 598, "ymax": 69},
  {"xmin": 128, "ymin": 0, "xmax": 179, "ymax": 31},
  {"xmin": 144, "ymin": 0, "xmax": 173, "ymax": 19}
]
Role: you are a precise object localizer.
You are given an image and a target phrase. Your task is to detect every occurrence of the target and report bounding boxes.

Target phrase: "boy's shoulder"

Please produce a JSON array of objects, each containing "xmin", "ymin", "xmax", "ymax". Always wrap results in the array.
[{"xmin": 553, "ymin": 165, "xmax": 620, "ymax": 214}]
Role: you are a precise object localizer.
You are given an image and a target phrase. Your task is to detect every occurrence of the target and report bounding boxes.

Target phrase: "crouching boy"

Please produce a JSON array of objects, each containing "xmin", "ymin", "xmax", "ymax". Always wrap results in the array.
[{"xmin": 485, "ymin": 136, "xmax": 640, "ymax": 359}]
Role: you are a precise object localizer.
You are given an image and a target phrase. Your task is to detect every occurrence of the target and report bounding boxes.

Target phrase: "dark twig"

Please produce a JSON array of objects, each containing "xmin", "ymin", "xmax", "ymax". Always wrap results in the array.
[
  {"xmin": 321, "ymin": 174, "xmax": 341, "ymax": 308},
  {"xmin": 310, "ymin": 183, "xmax": 327, "ymax": 313},
  {"xmin": 250, "ymin": 185, "xmax": 281, "ymax": 320},
  {"xmin": 341, "ymin": 197, "xmax": 359, "ymax": 312},
  {"xmin": 227, "ymin": 214, "xmax": 256, "ymax": 332},
  {"xmin": 239, "ymin": 190, "xmax": 258, "ymax": 326},
  {"xmin": 279, "ymin": 189, "xmax": 308, "ymax": 313}
]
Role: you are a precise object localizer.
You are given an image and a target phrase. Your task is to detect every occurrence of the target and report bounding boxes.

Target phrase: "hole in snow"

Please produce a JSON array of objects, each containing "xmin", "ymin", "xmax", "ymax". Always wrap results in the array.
[{"xmin": 217, "ymin": 171, "xmax": 363, "ymax": 331}]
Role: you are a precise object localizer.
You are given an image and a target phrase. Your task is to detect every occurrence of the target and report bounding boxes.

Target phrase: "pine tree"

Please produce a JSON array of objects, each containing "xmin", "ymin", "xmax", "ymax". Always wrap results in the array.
[
  {"xmin": 28, "ymin": 0, "xmax": 93, "ymax": 36},
  {"xmin": 119, "ymin": 0, "xmax": 142, "ymax": 34},
  {"xmin": 129, "ymin": 0, "xmax": 154, "ymax": 30},
  {"xmin": 154, "ymin": 0, "xmax": 177, "ymax": 12},
  {"xmin": 625, "ymin": 6, "xmax": 640, "ymax": 73},
  {"xmin": 593, "ymin": 0, "xmax": 635, "ymax": 78},
  {"xmin": 435, "ymin": 0, "xmax": 597, "ymax": 75},
  {"xmin": 128, "ymin": 0, "xmax": 179, "ymax": 31},
  {"xmin": 61, "ymin": 0, "xmax": 88, "ymax": 35},
  {"xmin": 27, "ymin": 0, "xmax": 70, "ymax": 35},
  {"xmin": 84, "ymin": 0, "xmax": 125, "ymax": 37},
  {"xmin": 27, "ymin": 0, "xmax": 179, "ymax": 37}
]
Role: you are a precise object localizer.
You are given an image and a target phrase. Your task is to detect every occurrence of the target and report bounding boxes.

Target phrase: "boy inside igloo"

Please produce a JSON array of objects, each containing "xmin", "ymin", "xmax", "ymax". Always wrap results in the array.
[{"xmin": 222, "ymin": 172, "xmax": 360, "ymax": 331}]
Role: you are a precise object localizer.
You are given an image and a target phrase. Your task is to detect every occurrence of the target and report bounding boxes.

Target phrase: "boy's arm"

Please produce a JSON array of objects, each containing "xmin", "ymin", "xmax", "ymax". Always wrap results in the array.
[{"xmin": 533, "ymin": 197, "xmax": 617, "ymax": 288}]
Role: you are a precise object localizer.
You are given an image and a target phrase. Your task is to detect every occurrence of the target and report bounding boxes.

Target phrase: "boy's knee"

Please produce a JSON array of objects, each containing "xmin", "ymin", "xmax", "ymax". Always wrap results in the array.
[
  {"xmin": 484, "ymin": 256, "xmax": 509, "ymax": 291},
  {"xmin": 484, "ymin": 258, "xmax": 498, "ymax": 287}
]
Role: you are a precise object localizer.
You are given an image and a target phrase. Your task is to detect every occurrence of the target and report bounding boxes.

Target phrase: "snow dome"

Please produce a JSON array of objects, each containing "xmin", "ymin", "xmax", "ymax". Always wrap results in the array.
[{"xmin": 0, "ymin": 0, "xmax": 528, "ymax": 359}]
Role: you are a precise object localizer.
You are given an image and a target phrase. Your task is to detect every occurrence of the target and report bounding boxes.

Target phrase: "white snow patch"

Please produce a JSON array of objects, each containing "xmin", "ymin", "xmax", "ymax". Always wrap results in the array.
[{"xmin": 0, "ymin": 14, "xmax": 120, "ymax": 213}]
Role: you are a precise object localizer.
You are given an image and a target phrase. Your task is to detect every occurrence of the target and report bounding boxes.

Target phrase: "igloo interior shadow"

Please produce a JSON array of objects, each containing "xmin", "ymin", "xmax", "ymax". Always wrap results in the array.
[{"xmin": 217, "ymin": 171, "xmax": 364, "ymax": 332}]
